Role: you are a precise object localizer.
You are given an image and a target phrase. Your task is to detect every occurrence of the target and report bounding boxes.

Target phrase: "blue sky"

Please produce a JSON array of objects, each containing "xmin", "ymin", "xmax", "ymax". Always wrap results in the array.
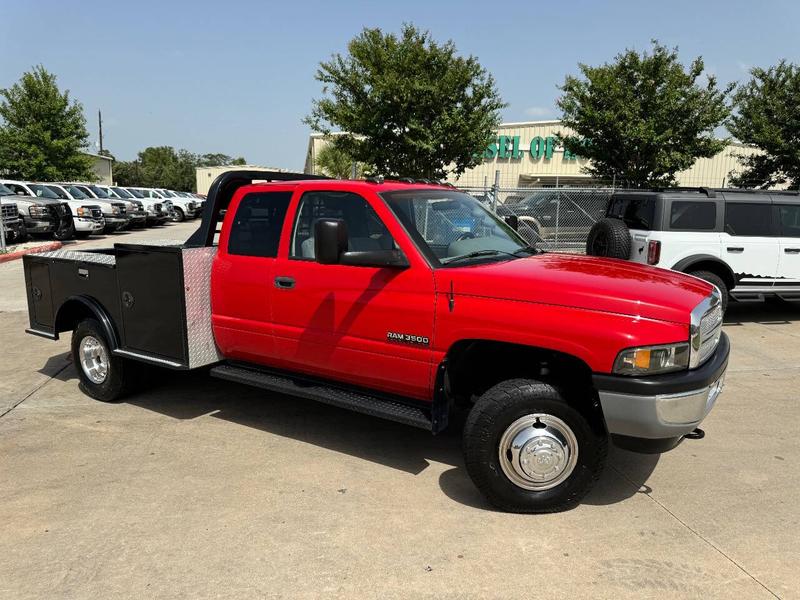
[{"xmin": 2, "ymin": 0, "xmax": 798, "ymax": 170}]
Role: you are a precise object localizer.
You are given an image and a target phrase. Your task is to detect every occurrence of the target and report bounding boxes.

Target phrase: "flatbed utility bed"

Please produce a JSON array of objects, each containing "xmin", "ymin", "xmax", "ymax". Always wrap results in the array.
[{"xmin": 23, "ymin": 241, "xmax": 221, "ymax": 369}]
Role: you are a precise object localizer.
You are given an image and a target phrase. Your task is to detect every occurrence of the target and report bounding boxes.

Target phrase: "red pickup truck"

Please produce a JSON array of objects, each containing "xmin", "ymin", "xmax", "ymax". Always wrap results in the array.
[{"xmin": 23, "ymin": 171, "xmax": 728, "ymax": 513}]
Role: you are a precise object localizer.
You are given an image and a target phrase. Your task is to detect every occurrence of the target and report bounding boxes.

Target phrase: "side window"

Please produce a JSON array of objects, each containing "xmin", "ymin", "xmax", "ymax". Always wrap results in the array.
[
  {"xmin": 227, "ymin": 191, "xmax": 292, "ymax": 258},
  {"xmin": 778, "ymin": 205, "xmax": 800, "ymax": 237},
  {"xmin": 49, "ymin": 187, "xmax": 68, "ymax": 199},
  {"xmin": 290, "ymin": 191, "xmax": 394, "ymax": 260},
  {"xmin": 725, "ymin": 203, "xmax": 774, "ymax": 237},
  {"xmin": 8, "ymin": 184, "xmax": 28, "ymax": 196},
  {"xmin": 669, "ymin": 201, "xmax": 716, "ymax": 230}
]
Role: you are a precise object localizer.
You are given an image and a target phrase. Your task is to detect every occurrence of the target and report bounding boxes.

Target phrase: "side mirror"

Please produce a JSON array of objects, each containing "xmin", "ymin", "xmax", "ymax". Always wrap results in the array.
[
  {"xmin": 314, "ymin": 218, "xmax": 348, "ymax": 264},
  {"xmin": 504, "ymin": 215, "xmax": 519, "ymax": 230},
  {"xmin": 340, "ymin": 249, "xmax": 409, "ymax": 268}
]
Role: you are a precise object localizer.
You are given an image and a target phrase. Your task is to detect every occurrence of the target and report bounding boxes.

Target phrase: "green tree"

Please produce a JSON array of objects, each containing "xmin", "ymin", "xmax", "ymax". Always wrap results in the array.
[
  {"xmin": 315, "ymin": 142, "xmax": 363, "ymax": 179},
  {"xmin": 114, "ymin": 147, "xmax": 248, "ymax": 191},
  {"xmin": 305, "ymin": 24, "xmax": 505, "ymax": 180},
  {"xmin": 557, "ymin": 41, "xmax": 733, "ymax": 187},
  {"xmin": 0, "ymin": 65, "xmax": 95, "ymax": 180},
  {"xmin": 728, "ymin": 61, "xmax": 800, "ymax": 189}
]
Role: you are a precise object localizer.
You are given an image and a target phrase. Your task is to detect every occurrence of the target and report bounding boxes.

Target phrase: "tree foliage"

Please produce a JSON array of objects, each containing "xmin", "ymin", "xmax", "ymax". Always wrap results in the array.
[
  {"xmin": 113, "ymin": 148, "xmax": 246, "ymax": 191},
  {"xmin": 557, "ymin": 41, "xmax": 733, "ymax": 187},
  {"xmin": 0, "ymin": 65, "xmax": 95, "ymax": 181},
  {"xmin": 728, "ymin": 61, "xmax": 800, "ymax": 189},
  {"xmin": 305, "ymin": 24, "xmax": 505, "ymax": 180},
  {"xmin": 315, "ymin": 141, "xmax": 363, "ymax": 179}
]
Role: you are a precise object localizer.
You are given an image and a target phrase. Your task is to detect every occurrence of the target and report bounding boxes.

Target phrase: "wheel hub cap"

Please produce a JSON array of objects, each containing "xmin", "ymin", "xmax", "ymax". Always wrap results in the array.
[
  {"xmin": 79, "ymin": 336, "xmax": 108, "ymax": 384},
  {"xmin": 498, "ymin": 414, "xmax": 578, "ymax": 491}
]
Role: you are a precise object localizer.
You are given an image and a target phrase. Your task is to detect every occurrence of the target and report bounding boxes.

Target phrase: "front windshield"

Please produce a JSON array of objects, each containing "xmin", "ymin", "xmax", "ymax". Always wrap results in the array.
[
  {"xmin": 160, "ymin": 190, "xmax": 175, "ymax": 197},
  {"xmin": 27, "ymin": 184, "xmax": 60, "ymax": 200},
  {"xmin": 0, "ymin": 183, "xmax": 14, "ymax": 196},
  {"xmin": 382, "ymin": 189, "xmax": 531, "ymax": 266},
  {"xmin": 111, "ymin": 187, "xmax": 133, "ymax": 198},
  {"xmin": 88, "ymin": 185, "xmax": 111, "ymax": 198},
  {"xmin": 126, "ymin": 188, "xmax": 145, "ymax": 198},
  {"xmin": 66, "ymin": 186, "xmax": 89, "ymax": 199}
]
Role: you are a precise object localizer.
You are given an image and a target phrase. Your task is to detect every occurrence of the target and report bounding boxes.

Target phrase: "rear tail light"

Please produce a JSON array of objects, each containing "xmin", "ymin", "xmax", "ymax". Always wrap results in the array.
[{"xmin": 647, "ymin": 240, "xmax": 661, "ymax": 265}]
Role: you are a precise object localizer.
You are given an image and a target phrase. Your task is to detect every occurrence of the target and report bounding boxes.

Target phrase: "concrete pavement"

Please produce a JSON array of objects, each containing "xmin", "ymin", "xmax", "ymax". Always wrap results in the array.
[{"xmin": 0, "ymin": 222, "xmax": 797, "ymax": 599}]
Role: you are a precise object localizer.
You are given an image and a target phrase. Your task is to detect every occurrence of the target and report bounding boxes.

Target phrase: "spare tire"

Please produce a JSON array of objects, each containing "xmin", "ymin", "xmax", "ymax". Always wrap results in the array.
[{"xmin": 586, "ymin": 218, "xmax": 631, "ymax": 259}]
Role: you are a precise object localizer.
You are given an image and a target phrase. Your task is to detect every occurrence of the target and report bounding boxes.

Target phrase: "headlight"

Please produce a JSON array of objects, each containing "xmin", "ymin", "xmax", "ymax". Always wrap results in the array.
[
  {"xmin": 613, "ymin": 343, "xmax": 690, "ymax": 376},
  {"xmin": 111, "ymin": 206, "xmax": 120, "ymax": 215},
  {"xmin": 76, "ymin": 207, "xmax": 88, "ymax": 217},
  {"xmin": 28, "ymin": 205, "xmax": 49, "ymax": 218}
]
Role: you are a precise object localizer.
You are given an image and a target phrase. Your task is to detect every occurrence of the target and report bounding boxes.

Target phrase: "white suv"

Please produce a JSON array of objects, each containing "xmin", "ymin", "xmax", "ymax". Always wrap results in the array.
[{"xmin": 586, "ymin": 188, "xmax": 800, "ymax": 312}]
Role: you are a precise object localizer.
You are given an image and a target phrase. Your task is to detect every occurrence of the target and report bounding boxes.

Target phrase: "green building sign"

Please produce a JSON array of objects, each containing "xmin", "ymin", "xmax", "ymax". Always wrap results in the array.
[{"xmin": 483, "ymin": 135, "xmax": 579, "ymax": 161}]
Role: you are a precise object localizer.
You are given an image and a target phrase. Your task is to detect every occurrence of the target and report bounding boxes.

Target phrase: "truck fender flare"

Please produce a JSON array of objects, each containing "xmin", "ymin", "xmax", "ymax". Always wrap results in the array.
[
  {"xmin": 671, "ymin": 255, "xmax": 735, "ymax": 285},
  {"xmin": 55, "ymin": 295, "xmax": 121, "ymax": 350}
]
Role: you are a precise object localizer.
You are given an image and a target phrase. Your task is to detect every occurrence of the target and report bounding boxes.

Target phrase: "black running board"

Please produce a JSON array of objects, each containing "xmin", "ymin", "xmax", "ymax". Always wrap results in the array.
[{"xmin": 209, "ymin": 364, "xmax": 434, "ymax": 431}]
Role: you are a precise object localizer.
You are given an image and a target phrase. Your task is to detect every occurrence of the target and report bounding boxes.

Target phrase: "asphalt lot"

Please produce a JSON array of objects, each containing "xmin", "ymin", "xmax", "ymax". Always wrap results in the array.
[{"xmin": 0, "ymin": 221, "xmax": 798, "ymax": 599}]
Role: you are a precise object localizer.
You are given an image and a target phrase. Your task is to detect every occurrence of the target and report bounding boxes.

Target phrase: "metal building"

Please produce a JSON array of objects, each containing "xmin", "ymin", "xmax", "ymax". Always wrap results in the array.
[{"xmin": 305, "ymin": 120, "xmax": 759, "ymax": 188}]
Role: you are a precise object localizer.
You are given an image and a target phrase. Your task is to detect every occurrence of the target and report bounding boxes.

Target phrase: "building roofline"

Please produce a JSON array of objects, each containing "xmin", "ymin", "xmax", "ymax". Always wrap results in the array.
[{"xmin": 84, "ymin": 152, "xmax": 113, "ymax": 162}]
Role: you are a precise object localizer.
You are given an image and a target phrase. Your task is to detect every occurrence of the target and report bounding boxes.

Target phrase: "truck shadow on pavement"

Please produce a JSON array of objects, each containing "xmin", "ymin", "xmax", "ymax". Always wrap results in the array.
[{"xmin": 39, "ymin": 362, "xmax": 660, "ymax": 512}]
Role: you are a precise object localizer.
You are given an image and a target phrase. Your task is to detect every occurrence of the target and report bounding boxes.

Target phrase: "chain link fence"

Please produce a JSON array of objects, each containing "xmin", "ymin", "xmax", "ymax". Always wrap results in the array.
[{"xmin": 460, "ymin": 184, "xmax": 614, "ymax": 253}]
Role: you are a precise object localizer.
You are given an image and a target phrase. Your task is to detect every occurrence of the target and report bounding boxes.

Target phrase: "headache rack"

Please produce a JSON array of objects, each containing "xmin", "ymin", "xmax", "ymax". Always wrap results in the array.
[{"xmin": 185, "ymin": 170, "xmax": 330, "ymax": 248}]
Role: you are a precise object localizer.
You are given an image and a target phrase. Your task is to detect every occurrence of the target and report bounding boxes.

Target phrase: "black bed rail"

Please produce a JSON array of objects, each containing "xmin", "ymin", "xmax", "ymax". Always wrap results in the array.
[{"xmin": 184, "ymin": 170, "xmax": 330, "ymax": 248}]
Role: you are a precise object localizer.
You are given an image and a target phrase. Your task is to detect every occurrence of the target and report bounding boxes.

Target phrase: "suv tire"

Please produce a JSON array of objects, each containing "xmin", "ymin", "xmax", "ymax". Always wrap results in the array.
[
  {"xmin": 688, "ymin": 270, "xmax": 729, "ymax": 313},
  {"xmin": 71, "ymin": 318, "xmax": 136, "ymax": 402},
  {"xmin": 586, "ymin": 218, "xmax": 631, "ymax": 259},
  {"xmin": 172, "ymin": 207, "xmax": 185, "ymax": 222},
  {"xmin": 463, "ymin": 379, "xmax": 607, "ymax": 513}
]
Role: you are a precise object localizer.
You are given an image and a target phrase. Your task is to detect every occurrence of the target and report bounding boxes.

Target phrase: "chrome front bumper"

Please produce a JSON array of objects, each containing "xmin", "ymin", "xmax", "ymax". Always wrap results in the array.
[
  {"xmin": 593, "ymin": 332, "xmax": 730, "ymax": 444},
  {"xmin": 597, "ymin": 372, "xmax": 725, "ymax": 439}
]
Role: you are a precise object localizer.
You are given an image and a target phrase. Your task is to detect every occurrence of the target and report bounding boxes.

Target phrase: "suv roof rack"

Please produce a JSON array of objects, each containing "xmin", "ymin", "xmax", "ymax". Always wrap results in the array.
[
  {"xmin": 185, "ymin": 169, "xmax": 330, "ymax": 248},
  {"xmin": 648, "ymin": 186, "xmax": 800, "ymax": 198}
]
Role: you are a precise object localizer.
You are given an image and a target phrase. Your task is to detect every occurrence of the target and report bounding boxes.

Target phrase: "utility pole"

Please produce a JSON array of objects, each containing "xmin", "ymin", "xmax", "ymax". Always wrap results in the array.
[{"xmin": 98, "ymin": 110, "xmax": 104, "ymax": 154}]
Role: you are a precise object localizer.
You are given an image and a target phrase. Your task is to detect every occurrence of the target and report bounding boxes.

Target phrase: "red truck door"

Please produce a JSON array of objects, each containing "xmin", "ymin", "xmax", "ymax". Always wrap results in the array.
[
  {"xmin": 211, "ymin": 189, "xmax": 294, "ymax": 364},
  {"xmin": 270, "ymin": 189, "xmax": 436, "ymax": 401}
]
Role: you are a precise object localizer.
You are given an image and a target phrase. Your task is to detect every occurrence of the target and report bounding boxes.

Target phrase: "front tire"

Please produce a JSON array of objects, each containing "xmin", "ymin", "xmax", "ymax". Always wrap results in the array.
[
  {"xmin": 172, "ymin": 207, "xmax": 185, "ymax": 222},
  {"xmin": 71, "ymin": 319, "xmax": 135, "ymax": 402},
  {"xmin": 463, "ymin": 379, "xmax": 607, "ymax": 513},
  {"xmin": 53, "ymin": 221, "xmax": 76, "ymax": 241}
]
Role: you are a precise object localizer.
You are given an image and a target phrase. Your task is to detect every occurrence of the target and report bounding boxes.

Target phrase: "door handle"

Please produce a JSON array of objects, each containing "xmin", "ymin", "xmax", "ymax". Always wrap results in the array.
[
  {"xmin": 274, "ymin": 276, "xmax": 295, "ymax": 289},
  {"xmin": 727, "ymin": 247, "xmax": 744, "ymax": 253},
  {"xmin": 785, "ymin": 248, "xmax": 800, "ymax": 254}
]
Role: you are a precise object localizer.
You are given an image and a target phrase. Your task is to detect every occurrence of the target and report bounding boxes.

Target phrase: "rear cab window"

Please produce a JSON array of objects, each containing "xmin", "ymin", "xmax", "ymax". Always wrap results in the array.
[{"xmin": 227, "ymin": 191, "xmax": 292, "ymax": 257}]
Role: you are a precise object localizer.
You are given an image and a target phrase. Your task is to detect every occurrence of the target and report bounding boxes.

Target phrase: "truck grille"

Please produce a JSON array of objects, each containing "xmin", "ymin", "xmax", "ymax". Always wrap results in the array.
[
  {"xmin": 87, "ymin": 205, "xmax": 104, "ymax": 222},
  {"xmin": 2, "ymin": 203, "xmax": 18, "ymax": 224},
  {"xmin": 696, "ymin": 303, "xmax": 723, "ymax": 366},
  {"xmin": 154, "ymin": 203, "xmax": 163, "ymax": 213},
  {"xmin": 112, "ymin": 202, "xmax": 127, "ymax": 215}
]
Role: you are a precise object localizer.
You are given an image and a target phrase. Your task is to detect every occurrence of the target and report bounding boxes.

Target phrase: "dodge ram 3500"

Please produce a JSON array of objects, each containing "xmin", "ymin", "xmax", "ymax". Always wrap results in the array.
[{"xmin": 22, "ymin": 171, "xmax": 728, "ymax": 513}]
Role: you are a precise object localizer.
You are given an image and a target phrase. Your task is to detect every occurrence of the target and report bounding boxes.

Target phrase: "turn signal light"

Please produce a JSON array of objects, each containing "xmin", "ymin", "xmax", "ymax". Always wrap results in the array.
[{"xmin": 647, "ymin": 240, "xmax": 661, "ymax": 265}]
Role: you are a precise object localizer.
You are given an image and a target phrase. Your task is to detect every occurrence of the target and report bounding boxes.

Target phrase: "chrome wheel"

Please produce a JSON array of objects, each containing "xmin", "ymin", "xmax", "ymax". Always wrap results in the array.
[
  {"xmin": 79, "ymin": 336, "xmax": 108, "ymax": 384},
  {"xmin": 498, "ymin": 414, "xmax": 578, "ymax": 491}
]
